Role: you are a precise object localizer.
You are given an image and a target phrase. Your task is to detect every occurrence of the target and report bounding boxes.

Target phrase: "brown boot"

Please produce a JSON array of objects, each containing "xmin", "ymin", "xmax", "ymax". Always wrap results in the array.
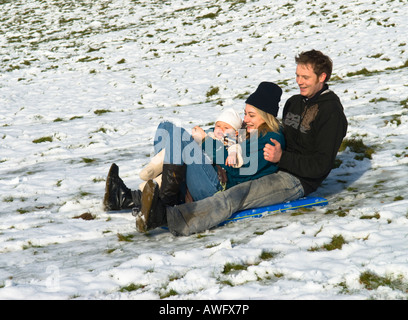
[
  {"xmin": 136, "ymin": 180, "xmax": 167, "ymax": 232},
  {"xmin": 135, "ymin": 164, "xmax": 186, "ymax": 232}
]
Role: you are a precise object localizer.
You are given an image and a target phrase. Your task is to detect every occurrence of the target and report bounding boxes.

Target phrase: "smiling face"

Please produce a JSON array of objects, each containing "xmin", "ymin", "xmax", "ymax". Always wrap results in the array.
[
  {"xmin": 244, "ymin": 104, "xmax": 265, "ymax": 133},
  {"xmin": 296, "ymin": 63, "xmax": 327, "ymax": 98},
  {"xmin": 213, "ymin": 121, "xmax": 236, "ymax": 139}
]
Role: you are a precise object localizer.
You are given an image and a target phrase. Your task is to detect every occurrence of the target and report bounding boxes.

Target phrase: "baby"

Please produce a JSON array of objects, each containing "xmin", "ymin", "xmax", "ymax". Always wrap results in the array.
[
  {"xmin": 192, "ymin": 108, "xmax": 243, "ymax": 168},
  {"xmin": 139, "ymin": 108, "xmax": 243, "ymax": 189}
]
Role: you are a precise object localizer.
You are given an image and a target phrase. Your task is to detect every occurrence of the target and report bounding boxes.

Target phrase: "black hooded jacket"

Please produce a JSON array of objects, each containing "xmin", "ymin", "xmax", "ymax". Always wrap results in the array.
[{"xmin": 279, "ymin": 85, "xmax": 348, "ymax": 195}]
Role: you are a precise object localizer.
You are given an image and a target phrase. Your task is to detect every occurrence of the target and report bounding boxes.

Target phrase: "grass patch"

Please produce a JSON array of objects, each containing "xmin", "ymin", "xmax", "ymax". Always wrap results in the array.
[
  {"xmin": 3, "ymin": 196, "xmax": 14, "ymax": 203},
  {"xmin": 309, "ymin": 234, "xmax": 347, "ymax": 251},
  {"xmin": 77, "ymin": 56, "xmax": 102, "ymax": 63},
  {"xmin": 32, "ymin": 136, "xmax": 53, "ymax": 144},
  {"xmin": 384, "ymin": 114, "xmax": 402, "ymax": 126},
  {"xmin": 22, "ymin": 241, "xmax": 43, "ymax": 250},
  {"xmin": 222, "ymin": 262, "xmax": 247, "ymax": 274},
  {"xmin": 339, "ymin": 138, "xmax": 374, "ymax": 160},
  {"xmin": 346, "ymin": 68, "xmax": 379, "ymax": 78},
  {"xmin": 94, "ymin": 109, "xmax": 111, "ymax": 115},
  {"xmin": 206, "ymin": 86, "xmax": 219, "ymax": 98},
  {"xmin": 81, "ymin": 157, "xmax": 96, "ymax": 164},
  {"xmin": 259, "ymin": 250, "xmax": 278, "ymax": 260},
  {"xmin": 69, "ymin": 116, "xmax": 84, "ymax": 120},
  {"xmin": 291, "ymin": 207, "xmax": 315, "ymax": 216},
  {"xmin": 400, "ymin": 98, "xmax": 408, "ymax": 109},
  {"xmin": 359, "ymin": 271, "xmax": 408, "ymax": 292},
  {"xmin": 342, "ymin": 60, "xmax": 408, "ymax": 79},
  {"xmin": 323, "ymin": 235, "xmax": 347, "ymax": 251},
  {"xmin": 325, "ymin": 207, "xmax": 349, "ymax": 217},
  {"xmin": 17, "ymin": 208, "xmax": 30, "ymax": 214},
  {"xmin": 119, "ymin": 283, "xmax": 145, "ymax": 292},
  {"xmin": 117, "ymin": 233, "xmax": 134, "ymax": 242},
  {"xmin": 219, "ymin": 250, "xmax": 281, "ymax": 287},
  {"xmin": 360, "ymin": 212, "xmax": 380, "ymax": 220},
  {"xmin": 222, "ymin": 250, "xmax": 278, "ymax": 275},
  {"xmin": 175, "ymin": 40, "xmax": 199, "ymax": 48},
  {"xmin": 159, "ymin": 289, "xmax": 178, "ymax": 299}
]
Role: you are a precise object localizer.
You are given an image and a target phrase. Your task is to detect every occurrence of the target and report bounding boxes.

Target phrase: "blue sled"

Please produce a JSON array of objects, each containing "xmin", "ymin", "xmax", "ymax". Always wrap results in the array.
[{"xmin": 218, "ymin": 196, "xmax": 328, "ymax": 226}]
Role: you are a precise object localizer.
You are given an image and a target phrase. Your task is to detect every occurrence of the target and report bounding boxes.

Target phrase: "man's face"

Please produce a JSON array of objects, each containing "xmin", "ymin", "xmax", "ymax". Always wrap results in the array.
[{"xmin": 296, "ymin": 63, "xmax": 326, "ymax": 98}]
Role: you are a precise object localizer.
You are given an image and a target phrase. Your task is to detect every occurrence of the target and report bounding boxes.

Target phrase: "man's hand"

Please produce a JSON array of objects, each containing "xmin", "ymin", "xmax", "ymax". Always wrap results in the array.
[{"xmin": 263, "ymin": 138, "xmax": 282, "ymax": 163}]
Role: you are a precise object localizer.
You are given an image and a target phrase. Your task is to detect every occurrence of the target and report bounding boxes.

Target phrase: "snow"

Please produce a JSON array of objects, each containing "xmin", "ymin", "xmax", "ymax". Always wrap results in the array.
[{"xmin": 1, "ymin": 0, "xmax": 408, "ymax": 300}]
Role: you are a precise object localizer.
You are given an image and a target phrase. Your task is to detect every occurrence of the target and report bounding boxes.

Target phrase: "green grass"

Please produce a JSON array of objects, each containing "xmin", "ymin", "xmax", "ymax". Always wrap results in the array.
[
  {"xmin": 222, "ymin": 250, "xmax": 278, "ymax": 275},
  {"xmin": 359, "ymin": 271, "xmax": 408, "ymax": 292},
  {"xmin": 159, "ymin": 289, "xmax": 178, "ymax": 299},
  {"xmin": 32, "ymin": 136, "xmax": 53, "ymax": 144},
  {"xmin": 222, "ymin": 262, "xmax": 247, "ymax": 274},
  {"xmin": 81, "ymin": 157, "xmax": 96, "ymax": 164},
  {"xmin": 116, "ymin": 233, "xmax": 134, "ymax": 242},
  {"xmin": 309, "ymin": 234, "xmax": 347, "ymax": 251},
  {"xmin": 93, "ymin": 109, "xmax": 111, "ymax": 115},
  {"xmin": 339, "ymin": 138, "xmax": 374, "ymax": 160},
  {"xmin": 206, "ymin": 86, "xmax": 219, "ymax": 98},
  {"xmin": 360, "ymin": 212, "xmax": 380, "ymax": 220},
  {"xmin": 119, "ymin": 283, "xmax": 145, "ymax": 292}
]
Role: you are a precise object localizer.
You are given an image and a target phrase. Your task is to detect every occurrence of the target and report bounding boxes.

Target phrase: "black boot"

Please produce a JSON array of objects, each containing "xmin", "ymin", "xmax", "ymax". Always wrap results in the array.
[
  {"xmin": 103, "ymin": 163, "xmax": 141, "ymax": 211},
  {"xmin": 159, "ymin": 164, "xmax": 186, "ymax": 206},
  {"xmin": 136, "ymin": 179, "xmax": 167, "ymax": 232}
]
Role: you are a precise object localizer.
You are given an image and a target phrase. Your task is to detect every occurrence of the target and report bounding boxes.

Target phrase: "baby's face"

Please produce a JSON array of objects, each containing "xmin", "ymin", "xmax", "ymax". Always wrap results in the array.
[{"xmin": 214, "ymin": 121, "xmax": 236, "ymax": 139}]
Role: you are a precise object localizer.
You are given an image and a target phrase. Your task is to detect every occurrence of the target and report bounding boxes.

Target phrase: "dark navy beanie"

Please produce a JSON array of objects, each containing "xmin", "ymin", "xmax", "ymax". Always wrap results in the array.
[{"xmin": 245, "ymin": 82, "xmax": 282, "ymax": 117}]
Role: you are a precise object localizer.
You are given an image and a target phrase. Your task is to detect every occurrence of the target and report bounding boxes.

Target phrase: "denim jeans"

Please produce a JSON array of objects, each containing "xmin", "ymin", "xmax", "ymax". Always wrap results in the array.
[
  {"xmin": 153, "ymin": 122, "xmax": 222, "ymax": 201},
  {"xmin": 166, "ymin": 170, "xmax": 304, "ymax": 236}
]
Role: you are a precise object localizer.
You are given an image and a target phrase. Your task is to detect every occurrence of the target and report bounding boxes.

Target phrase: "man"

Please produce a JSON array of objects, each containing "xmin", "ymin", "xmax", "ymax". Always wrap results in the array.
[{"xmin": 132, "ymin": 49, "xmax": 348, "ymax": 236}]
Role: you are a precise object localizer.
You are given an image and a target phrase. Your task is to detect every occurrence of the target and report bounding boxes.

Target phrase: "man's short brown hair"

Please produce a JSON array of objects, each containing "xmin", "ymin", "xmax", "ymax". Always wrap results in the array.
[{"xmin": 295, "ymin": 50, "xmax": 333, "ymax": 83}]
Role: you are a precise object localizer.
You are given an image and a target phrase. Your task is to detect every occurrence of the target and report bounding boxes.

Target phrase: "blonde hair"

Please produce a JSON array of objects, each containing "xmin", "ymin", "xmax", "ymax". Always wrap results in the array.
[{"xmin": 253, "ymin": 107, "xmax": 281, "ymax": 136}]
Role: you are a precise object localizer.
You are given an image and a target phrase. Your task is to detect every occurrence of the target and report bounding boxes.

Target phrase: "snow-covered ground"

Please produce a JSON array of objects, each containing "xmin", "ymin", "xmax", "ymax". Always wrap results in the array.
[{"xmin": 0, "ymin": 0, "xmax": 407, "ymax": 300}]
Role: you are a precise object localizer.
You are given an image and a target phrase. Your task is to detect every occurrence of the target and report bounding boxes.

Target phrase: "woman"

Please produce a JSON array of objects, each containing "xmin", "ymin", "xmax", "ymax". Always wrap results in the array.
[
  {"xmin": 191, "ymin": 84, "xmax": 285, "ymax": 193},
  {"xmin": 225, "ymin": 100, "xmax": 285, "ymax": 189}
]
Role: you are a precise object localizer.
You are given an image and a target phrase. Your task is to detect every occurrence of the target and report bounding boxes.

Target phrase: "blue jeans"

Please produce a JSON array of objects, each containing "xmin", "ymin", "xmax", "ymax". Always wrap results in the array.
[{"xmin": 153, "ymin": 122, "xmax": 222, "ymax": 201}]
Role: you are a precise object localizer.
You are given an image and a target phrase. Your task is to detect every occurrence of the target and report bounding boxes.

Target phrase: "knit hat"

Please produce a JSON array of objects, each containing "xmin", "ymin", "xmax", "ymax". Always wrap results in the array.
[
  {"xmin": 215, "ymin": 108, "xmax": 242, "ymax": 130},
  {"xmin": 245, "ymin": 82, "xmax": 282, "ymax": 117}
]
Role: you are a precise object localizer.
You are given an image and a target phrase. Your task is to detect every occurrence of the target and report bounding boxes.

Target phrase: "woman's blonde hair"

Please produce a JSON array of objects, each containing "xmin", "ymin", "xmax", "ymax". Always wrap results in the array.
[{"xmin": 252, "ymin": 106, "xmax": 281, "ymax": 136}]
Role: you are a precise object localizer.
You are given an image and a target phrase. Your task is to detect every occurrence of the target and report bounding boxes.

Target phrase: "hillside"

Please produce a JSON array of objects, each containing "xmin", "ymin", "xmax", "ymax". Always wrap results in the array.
[{"xmin": 0, "ymin": 0, "xmax": 407, "ymax": 300}]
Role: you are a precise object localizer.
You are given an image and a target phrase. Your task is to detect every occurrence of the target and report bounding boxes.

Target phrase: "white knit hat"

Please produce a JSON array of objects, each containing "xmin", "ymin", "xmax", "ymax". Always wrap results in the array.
[{"xmin": 215, "ymin": 108, "xmax": 242, "ymax": 130}]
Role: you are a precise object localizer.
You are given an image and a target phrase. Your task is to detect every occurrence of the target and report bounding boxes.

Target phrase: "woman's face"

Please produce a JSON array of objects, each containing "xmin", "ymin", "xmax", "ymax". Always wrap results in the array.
[{"xmin": 244, "ymin": 104, "xmax": 265, "ymax": 133}]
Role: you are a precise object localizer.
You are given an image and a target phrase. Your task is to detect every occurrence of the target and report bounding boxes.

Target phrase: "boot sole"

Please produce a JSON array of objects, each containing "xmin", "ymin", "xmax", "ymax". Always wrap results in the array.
[{"xmin": 136, "ymin": 180, "xmax": 158, "ymax": 232}]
